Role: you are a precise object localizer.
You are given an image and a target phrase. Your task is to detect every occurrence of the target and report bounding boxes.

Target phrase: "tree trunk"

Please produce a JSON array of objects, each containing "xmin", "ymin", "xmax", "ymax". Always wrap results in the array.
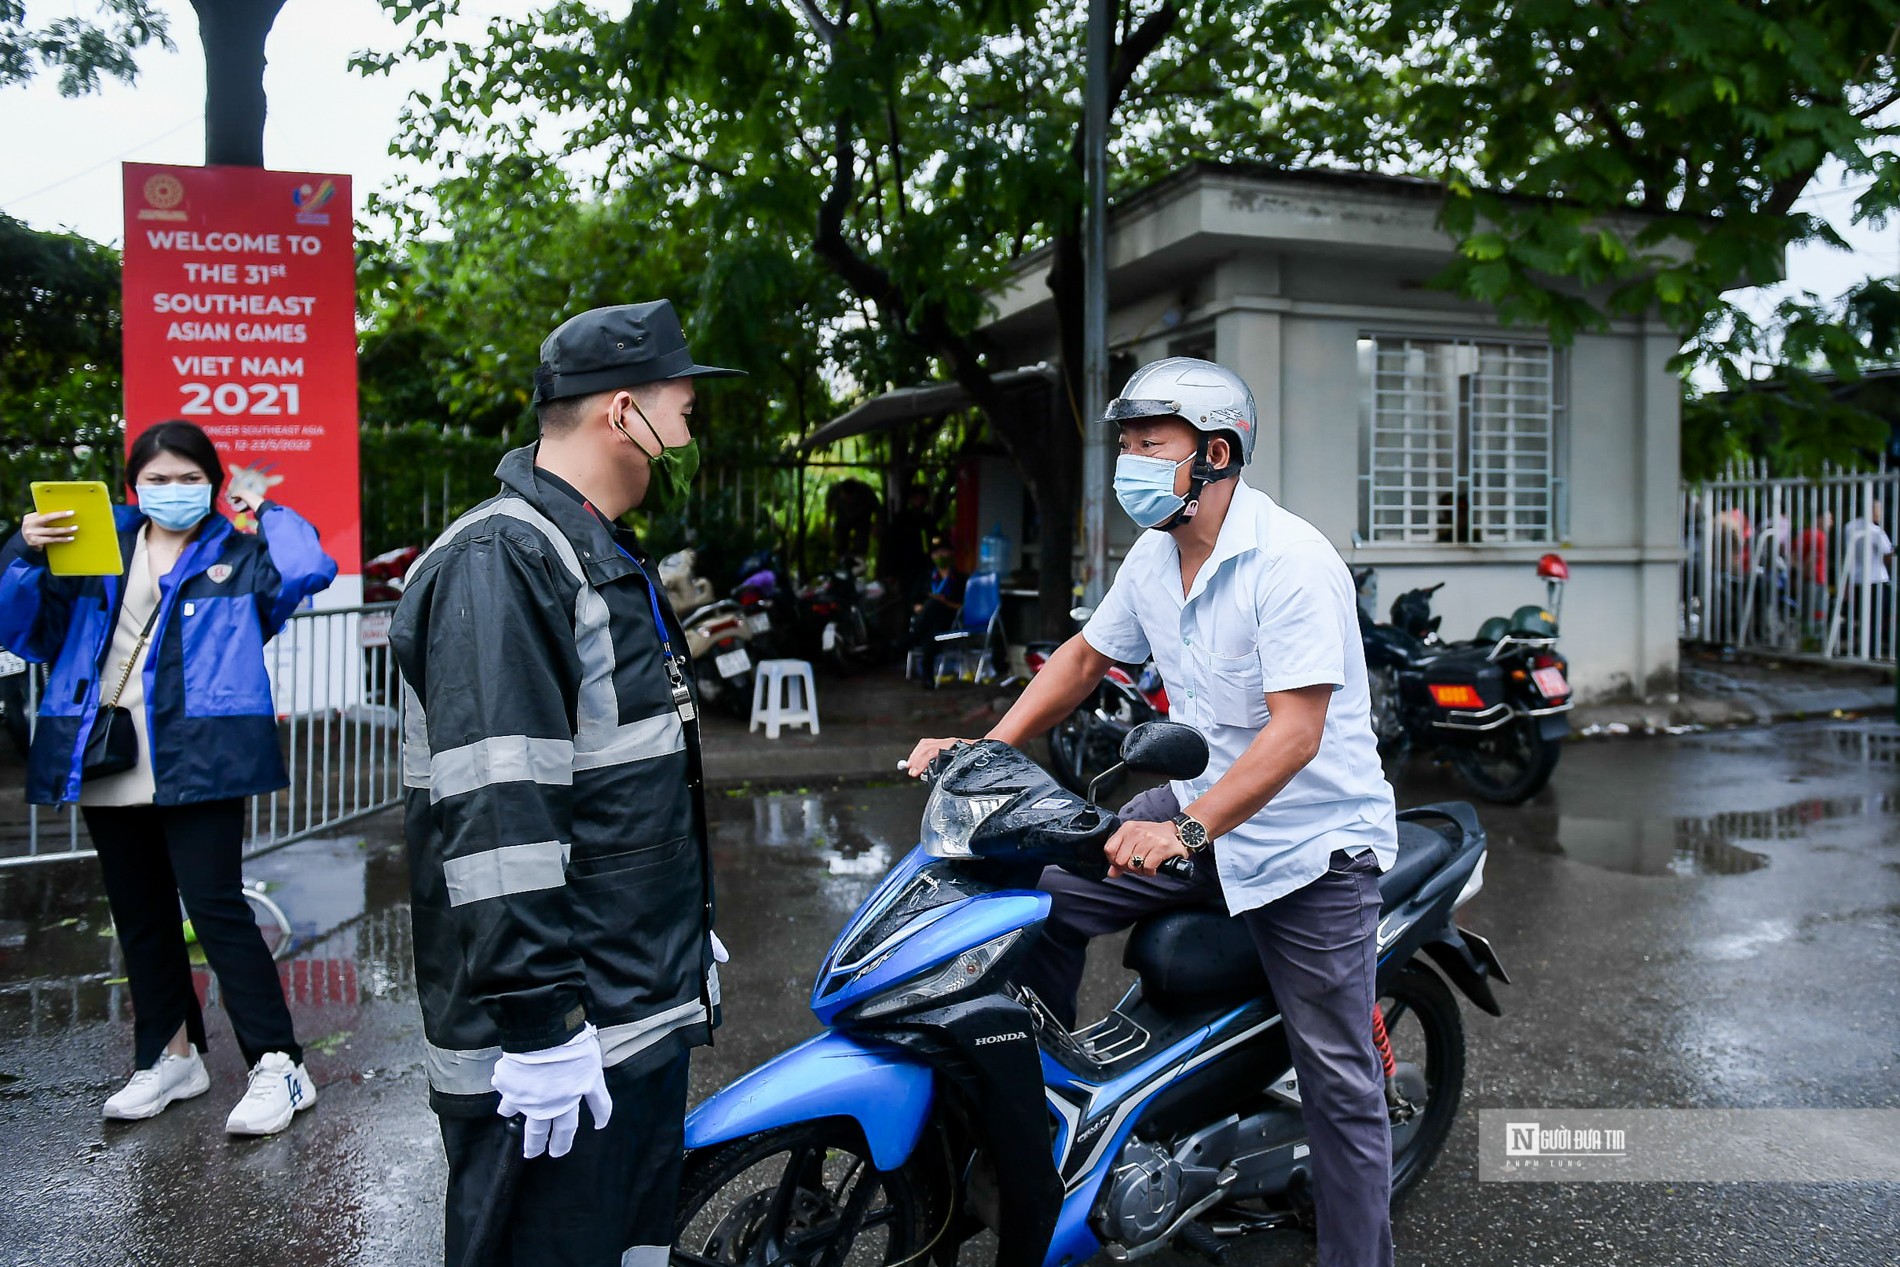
[{"xmin": 190, "ymin": 0, "xmax": 288, "ymax": 167}]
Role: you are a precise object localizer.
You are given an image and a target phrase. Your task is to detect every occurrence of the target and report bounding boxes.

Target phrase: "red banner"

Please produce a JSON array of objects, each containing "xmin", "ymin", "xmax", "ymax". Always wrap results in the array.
[{"xmin": 121, "ymin": 163, "xmax": 361, "ymax": 578}]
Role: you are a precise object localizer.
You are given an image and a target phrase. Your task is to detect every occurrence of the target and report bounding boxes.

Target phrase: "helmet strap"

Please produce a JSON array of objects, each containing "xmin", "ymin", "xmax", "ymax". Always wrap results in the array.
[{"xmin": 1156, "ymin": 436, "xmax": 1238, "ymax": 533}]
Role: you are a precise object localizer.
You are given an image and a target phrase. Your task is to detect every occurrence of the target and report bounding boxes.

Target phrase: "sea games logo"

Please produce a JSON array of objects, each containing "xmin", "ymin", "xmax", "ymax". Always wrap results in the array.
[
  {"xmin": 292, "ymin": 179, "xmax": 335, "ymax": 226},
  {"xmin": 137, "ymin": 173, "xmax": 187, "ymax": 222}
]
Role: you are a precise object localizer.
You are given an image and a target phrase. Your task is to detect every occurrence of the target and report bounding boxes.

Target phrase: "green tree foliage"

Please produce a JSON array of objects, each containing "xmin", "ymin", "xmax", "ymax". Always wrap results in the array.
[
  {"xmin": 363, "ymin": 0, "xmax": 1287, "ymax": 630},
  {"xmin": 1273, "ymin": 0, "xmax": 1900, "ymax": 475},
  {"xmin": 369, "ymin": 0, "xmax": 1900, "ymax": 547},
  {"xmin": 0, "ymin": 0, "xmax": 172, "ymax": 95},
  {"xmin": 354, "ymin": 156, "xmax": 842, "ymax": 564},
  {"xmin": 0, "ymin": 213, "xmax": 123, "ymax": 533}
]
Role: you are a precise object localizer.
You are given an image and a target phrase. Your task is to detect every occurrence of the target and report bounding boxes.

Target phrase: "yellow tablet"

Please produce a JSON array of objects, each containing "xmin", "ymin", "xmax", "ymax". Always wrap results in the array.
[{"xmin": 29, "ymin": 481, "xmax": 124, "ymax": 577}]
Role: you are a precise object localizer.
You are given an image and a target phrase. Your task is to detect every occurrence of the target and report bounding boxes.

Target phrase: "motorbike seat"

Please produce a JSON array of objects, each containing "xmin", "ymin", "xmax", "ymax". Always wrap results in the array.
[{"xmin": 1122, "ymin": 822, "xmax": 1456, "ymax": 1015}]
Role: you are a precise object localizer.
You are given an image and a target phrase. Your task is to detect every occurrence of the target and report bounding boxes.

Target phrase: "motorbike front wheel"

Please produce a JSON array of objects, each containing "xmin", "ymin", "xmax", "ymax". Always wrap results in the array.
[
  {"xmin": 1447, "ymin": 716, "xmax": 1561, "ymax": 805},
  {"xmin": 676, "ymin": 1122, "xmax": 939, "ymax": 1267}
]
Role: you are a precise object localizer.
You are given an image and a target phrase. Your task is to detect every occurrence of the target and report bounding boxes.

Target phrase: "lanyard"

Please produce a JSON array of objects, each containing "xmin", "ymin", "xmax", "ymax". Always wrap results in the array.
[
  {"xmin": 615, "ymin": 541, "xmax": 697, "ymax": 725},
  {"xmin": 931, "ymin": 570, "xmax": 951, "ymax": 596}
]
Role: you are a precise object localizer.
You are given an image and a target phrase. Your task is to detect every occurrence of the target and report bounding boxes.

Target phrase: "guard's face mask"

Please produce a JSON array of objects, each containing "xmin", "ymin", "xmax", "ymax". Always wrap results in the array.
[
  {"xmin": 617, "ymin": 393, "xmax": 700, "ymax": 518},
  {"xmin": 137, "ymin": 483, "xmax": 214, "ymax": 531},
  {"xmin": 1112, "ymin": 452, "xmax": 1194, "ymax": 530}
]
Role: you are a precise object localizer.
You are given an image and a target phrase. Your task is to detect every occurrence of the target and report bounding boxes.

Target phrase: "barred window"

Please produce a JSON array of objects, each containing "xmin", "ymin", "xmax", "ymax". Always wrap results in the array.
[{"xmin": 1356, "ymin": 335, "xmax": 1565, "ymax": 544}]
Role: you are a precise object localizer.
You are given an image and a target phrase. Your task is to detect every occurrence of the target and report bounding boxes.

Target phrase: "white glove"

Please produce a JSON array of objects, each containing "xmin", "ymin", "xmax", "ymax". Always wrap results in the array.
[
  {"xmin": 710, "ymin": 930, "xmax": 730, "ymax": 964},
  {"xmin": 491, "ymin": 1023, "xmax": 613, "ymax": 1159}
]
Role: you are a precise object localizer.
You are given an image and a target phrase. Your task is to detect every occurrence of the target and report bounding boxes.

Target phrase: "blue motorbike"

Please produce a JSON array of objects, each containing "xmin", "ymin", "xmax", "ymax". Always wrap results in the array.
[{"xmin": 677, "ymin": 722, "xmax": 1508, "ymax": 1267}]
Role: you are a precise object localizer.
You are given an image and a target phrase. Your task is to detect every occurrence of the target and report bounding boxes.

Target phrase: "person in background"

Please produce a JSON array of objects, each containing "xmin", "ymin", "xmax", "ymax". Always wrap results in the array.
[
  {"xmin": 886, "ymin": 485, "xmax": 933, "ymax": 599},
  {"xmin": 1840, "ymin": 498, "xmax": 1894, "ymax": 650},
  {"xmin": 0, "ymin": 420, "xmax": 337, "ymax": 1134},
  {"xmin": 906, "ymin": 537, "xmax": 966, "ymax": 681}
]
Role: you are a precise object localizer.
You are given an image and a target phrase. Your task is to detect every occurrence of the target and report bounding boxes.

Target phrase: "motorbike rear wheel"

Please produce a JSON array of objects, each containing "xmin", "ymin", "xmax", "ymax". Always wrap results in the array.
[
  {"xmin": 675, "ymin": 1122, "xmax": 937, "ymax": 1267},
  {"xmin": 1447, "ymin": 716, "xmax": 1561, "ymax": 805},
  {"xmin": 1383, "ymin": 964, "xmax": 1465, "ymax": 1206}
]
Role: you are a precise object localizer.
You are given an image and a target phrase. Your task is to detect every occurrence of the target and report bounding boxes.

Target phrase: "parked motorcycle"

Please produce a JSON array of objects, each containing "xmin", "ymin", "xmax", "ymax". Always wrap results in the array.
[
  {"xmin": 1030, "ymin": 607, "xmax": 1171, "ymax": 801},
  {"xmin": 1355, "ymin": 555, "xmax": 1573, "ymax": 804},
  {"xmin": 363, "ymin": 544, "xmax": 422, "ymax": 605},
  {"xmin": 659, "ymin": 550, "xmax": 756, "ymax": 717},
  {"xmin": 797, "ymin": 557, "xmax": 892, "ymax": 669},
  {"xmin": 732, "ymin": 551, "xmax": 797, "ymax": 661},
  {"xmin": 677, "ymin": 722, "xmax": 1506, "ymax": 1267}
]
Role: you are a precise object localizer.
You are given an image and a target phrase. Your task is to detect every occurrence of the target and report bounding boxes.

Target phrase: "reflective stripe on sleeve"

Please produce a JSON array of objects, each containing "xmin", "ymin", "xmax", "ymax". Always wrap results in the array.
[
  {"xmin": 401, "ymin": 681, "xmax": 431, "ymax": 789},
  {"xmin": 441, "ymin": 839, "xmax": 571, "ymax": 907},
  {"xmin": 596, "ymin": 998, "xmax": 707, "ymax": 1067},
  {"xmin": 423, "ymin": 1040, "xmax": 501, "ymax": 1096},
  {"xmin": 573, "ymin": 712, "xmax": 685, "ymax": 772},
  {"xmin": 429, "ymin": 734, "xmax": 576, "ymax": 804}
]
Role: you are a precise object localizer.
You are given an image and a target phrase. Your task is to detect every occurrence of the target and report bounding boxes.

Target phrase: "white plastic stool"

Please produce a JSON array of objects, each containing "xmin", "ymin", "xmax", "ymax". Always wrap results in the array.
[{"xmin": 750, "ymin": 659, "xmax": 820, "ymax": 739}]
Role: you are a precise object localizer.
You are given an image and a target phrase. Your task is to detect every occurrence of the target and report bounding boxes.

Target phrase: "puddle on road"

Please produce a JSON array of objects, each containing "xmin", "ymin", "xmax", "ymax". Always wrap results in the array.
[
  {"xmin": 0, "ymin": 837, "xmax": 416, "ymax": 1040},
  {"xmin": 1550, "ymin": 791, "xmax": 1897, "ymax": 877}
]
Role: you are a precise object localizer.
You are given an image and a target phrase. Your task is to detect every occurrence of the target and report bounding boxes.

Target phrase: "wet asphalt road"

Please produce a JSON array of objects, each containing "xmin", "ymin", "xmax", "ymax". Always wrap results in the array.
[{"xmin": 1, "ymin": 721, "xmax": 1896, "ymax": 1266}]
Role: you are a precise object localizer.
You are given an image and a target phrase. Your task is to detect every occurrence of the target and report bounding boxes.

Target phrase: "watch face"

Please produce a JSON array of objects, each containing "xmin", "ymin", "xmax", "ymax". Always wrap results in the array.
[{"xmin": 1174, "ymin": 814, "xmax": 1209, "ymax": 852}]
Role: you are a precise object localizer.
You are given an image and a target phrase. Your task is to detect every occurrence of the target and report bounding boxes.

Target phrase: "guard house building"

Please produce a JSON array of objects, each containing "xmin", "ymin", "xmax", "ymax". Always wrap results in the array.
[{"xmin": 819, "ymin": 163, "xmax": 1690, "ymax": 705}]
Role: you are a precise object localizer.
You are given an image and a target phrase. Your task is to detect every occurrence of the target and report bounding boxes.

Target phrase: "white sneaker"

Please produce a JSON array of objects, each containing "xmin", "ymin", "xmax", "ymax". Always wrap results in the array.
[
  {"xmin": 224, "ymin": 1051, "xmax": 318, "ymax": 1136},
  {"xmin": 103, "ymin": 1046, "xmax": 211, "ymax": 1121}
]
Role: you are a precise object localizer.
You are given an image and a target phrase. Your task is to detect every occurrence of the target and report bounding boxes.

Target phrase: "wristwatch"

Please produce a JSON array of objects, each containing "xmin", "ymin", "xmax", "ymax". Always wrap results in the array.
[{"xmin": 1172, "ymin": 812, "xmax": 1210, "ymax": 854}]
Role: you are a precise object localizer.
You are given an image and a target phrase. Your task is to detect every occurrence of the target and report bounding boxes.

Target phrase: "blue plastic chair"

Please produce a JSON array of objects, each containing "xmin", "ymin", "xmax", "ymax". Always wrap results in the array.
[{"xmin": 931, "ymin": 572, "xmax": 1004, "ymax": 684}]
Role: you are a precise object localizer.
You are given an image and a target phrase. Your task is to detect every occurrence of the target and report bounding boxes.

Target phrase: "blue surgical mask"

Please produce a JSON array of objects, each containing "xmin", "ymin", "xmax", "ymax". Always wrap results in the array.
[
  {"xmin": 137, "ymin": 483, "xmax": 213, "ymax": 531},
  {"xmin": 1113, "ymin": 453, "xmax": 1194, "ymax": 529}
]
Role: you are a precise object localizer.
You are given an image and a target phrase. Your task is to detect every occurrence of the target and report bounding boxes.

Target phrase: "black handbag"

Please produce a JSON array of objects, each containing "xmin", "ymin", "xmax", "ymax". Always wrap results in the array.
[{"xmin": 81, "ymin": 604, "xmax": 158, "ymax": 780}]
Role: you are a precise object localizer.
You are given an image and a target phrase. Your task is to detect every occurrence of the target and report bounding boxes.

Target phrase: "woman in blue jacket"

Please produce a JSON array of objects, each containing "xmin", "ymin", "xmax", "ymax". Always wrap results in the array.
[{"xmin": 0, "ymin": 420, "xmax": 337, "ymax": 1136}]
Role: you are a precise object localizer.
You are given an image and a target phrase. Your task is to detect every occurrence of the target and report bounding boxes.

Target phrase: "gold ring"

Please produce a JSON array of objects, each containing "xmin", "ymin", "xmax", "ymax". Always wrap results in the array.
[{"xmin": 1131, "ymin": 855, "xmax": 1145, "ymax": 870}]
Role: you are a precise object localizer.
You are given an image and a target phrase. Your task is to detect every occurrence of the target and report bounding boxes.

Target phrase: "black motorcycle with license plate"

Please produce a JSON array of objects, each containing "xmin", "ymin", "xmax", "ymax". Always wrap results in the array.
[{"xmin": 1355, "ymin": 559, "xmax": 1573, "ymax": 805}]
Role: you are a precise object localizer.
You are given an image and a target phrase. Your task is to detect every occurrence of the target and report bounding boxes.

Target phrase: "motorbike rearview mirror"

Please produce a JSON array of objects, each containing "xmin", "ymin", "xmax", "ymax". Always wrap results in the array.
[
  {"xmin": 1087, "ymin": 722, "xmax": 1208, "ymax": 804},
  {"xmin": 1121, "ymin": 722, "xmax": 1209, "ymax": 781}
]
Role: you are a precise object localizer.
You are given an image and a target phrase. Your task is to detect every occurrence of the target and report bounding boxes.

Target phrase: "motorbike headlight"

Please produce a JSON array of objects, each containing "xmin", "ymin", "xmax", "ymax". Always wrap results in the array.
[
  {"xmin": 919, "ymin": 782, "xmax": 1011, "ymax": 858},
  {"xmin": 852, "ymin": 930, "xmax": 1023, "ymax": 1020}
]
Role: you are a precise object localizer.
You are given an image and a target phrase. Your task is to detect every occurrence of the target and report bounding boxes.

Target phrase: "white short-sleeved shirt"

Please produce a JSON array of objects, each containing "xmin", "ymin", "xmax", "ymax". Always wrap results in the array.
[{"xmin": 1082, "ymin": 481, "xmax": 1397, "ymax": 915}]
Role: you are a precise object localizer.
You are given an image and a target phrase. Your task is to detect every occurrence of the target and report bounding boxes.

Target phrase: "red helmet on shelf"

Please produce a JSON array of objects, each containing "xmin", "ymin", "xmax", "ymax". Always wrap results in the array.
[{"xmin": 1536, "ymin": 552, "xmax": 1569, "ymax": 580}]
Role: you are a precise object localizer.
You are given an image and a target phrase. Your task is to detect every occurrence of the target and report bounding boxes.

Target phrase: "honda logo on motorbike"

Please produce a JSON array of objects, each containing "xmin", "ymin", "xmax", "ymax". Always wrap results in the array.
[{"xmin": 973, "ymin": 1031, "xmax": 1028, "ymax": 1047}]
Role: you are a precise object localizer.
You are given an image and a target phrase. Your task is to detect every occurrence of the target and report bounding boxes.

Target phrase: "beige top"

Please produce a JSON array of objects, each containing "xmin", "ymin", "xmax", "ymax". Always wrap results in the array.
[{"xmin": 80, "ymin": 528, "xmax": 160, "ymax": 807}]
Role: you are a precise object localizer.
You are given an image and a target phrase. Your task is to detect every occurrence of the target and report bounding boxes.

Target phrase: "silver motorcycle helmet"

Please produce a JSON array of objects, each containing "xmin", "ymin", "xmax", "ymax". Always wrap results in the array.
[{"xmin": 1102, "ymin": 356, "xmax": 1258, "ymax": 466}]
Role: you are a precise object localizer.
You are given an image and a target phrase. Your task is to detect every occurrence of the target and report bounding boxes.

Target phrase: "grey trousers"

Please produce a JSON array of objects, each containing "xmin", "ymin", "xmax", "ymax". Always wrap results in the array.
[{"xmin": 1013, "ymin": 785, "xmax": 1394, "ymax": 1267}]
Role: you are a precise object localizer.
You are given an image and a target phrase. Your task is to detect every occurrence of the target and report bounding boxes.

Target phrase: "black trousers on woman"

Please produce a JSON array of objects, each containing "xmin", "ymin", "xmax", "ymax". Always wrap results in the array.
[{"xmin": 82, "ymin": 798, "xmax": 302, "ymax": 1070}]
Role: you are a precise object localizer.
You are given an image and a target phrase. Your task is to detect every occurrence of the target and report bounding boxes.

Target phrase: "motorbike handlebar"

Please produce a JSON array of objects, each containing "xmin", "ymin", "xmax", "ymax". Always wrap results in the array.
[{"xmin": 1157, "ymin": 856, "xmax": 1195, "ymax": 880}]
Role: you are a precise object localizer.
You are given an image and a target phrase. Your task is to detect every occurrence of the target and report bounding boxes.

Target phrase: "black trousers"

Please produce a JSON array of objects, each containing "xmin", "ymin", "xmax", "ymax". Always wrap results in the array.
[
  {"xmin": 440, "ymin": 1052, "xmax": 689, "ymax": 1267},
  {"xmin": 83, "ymin": 799, "xmax": 302, "ymax": 1070}
]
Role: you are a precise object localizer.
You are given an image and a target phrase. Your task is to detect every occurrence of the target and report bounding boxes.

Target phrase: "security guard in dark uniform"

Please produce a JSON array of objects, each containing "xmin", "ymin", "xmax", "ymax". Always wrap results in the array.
[{"xmin": 392, "ymin": 301, "xmax": 742, "ymax": 1267}]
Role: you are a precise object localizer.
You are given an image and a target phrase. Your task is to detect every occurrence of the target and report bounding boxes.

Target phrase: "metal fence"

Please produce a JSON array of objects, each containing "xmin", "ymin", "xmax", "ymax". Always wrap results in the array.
[
  {"xmin": 1, "ymin": 603, "xmax": 405, "ymax": 868},
  {"xmin": 1679, "ymin": 459, "xmax": 1898, "ymax": 664}
]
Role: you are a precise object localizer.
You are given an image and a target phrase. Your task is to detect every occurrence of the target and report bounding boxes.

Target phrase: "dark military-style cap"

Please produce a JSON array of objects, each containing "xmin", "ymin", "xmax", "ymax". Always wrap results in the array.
[{"xmin": 532, "ymin": 300, "xmax": 744, "ymax": 404}]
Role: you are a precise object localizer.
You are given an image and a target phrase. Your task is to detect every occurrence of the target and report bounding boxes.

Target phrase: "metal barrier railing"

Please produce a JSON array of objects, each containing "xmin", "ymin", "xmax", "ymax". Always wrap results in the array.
[
  {"xmin": 1679, "ymin": 460, "xmax": 1898, "ymax": 665},
  {"xmin": 1, "ymin": 603, "xmax": 405, "ymax": 868}
]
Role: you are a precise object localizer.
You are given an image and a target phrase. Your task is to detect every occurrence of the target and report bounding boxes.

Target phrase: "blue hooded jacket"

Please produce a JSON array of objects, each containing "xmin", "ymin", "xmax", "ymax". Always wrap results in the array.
[{"xmin": 0, "ymin": 502, "xmax": 338, "ymax": 806}]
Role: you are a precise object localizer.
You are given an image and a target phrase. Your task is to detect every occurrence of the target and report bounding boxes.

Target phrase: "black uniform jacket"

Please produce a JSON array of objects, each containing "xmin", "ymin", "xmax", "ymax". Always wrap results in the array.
[{"xmin": 392, "ymin": 445, "xmax": 717, "ymax": 1115}]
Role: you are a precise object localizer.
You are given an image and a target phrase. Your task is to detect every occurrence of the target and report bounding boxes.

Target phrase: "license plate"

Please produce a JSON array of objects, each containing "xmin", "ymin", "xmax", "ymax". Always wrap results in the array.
[
  {"xmin": 0, "ymin": 651, "xmax": 25, "ymax": 678},
  {"xmin": 1531, "ymin": 666, "xmax": 1569, "ymax": 699},
  {"xmin": 715, "ymin": 648, "xmax": 751, "ymax": 679},
  {"xmin": 746, "ymin": 613, "xmax": 771, "ymax": 634}
]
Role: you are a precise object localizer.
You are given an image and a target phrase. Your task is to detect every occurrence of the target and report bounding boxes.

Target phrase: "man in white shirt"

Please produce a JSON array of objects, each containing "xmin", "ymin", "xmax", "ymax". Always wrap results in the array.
[
  {"xmin": 908, "ymin": 358, "xmax": 1399, "ymax": 1267},
  {"xmin": 1841, "ymin": 498, "xmax": 1893, "ymax": 586}
]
